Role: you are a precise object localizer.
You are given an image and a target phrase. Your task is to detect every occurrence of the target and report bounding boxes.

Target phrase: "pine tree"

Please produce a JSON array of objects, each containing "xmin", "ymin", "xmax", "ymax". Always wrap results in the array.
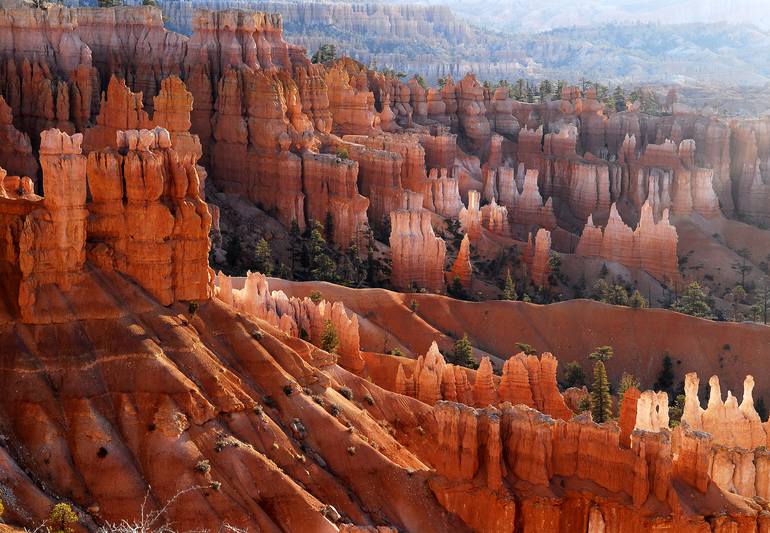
[
  {"xmin": 590, "ymin": 361, "xmax": 613, "ymax": 423},
  {"xmin": 226, "ymin": 234, "xmax": 242, "ymax": 269},
  {"xmin": 307, "ymin": 221, "xmax": 337, "ymax": 282},
  {"xmin": 628, "ymin": 289, "xmax": 648, "ymax": 309},
  {"xmin": 321, "ymin": 320, "xmax": 339, "ymax": 354},
  {"xmin": 589, "ymin": 345, "xmax": 614, "ymax": 363},
  {"xmin": 669, "ymin": 394, "xmax": 686, "ymax": 425},
  {"xmin": 311, "ymin": 44, "xmax": 336, "ymax": 64},
  {"xmin": 449, "ymin": 276, "xmax": 466, "ymax": 299},
  {"xmin": 288, "ymin": 219, "xmax": 301, "ymax": 271},
  {"xmin": 502, "ymin": 269, "xmax": 517, "ymax": 300},
  {"xmin": 613, "ymin": 86, "xmax": 627, "ymax": 111},
  {"xmin": 653, "ymin": 354, "xmax": 675, "ymax": 393},
  {"xmin": 253, "ymin": 238, "xmax": 273, "ymax": 275},
  {"xmin": 560, "ymin": 361, "xmax": 586, "ymax": 389},
  {"xmin": 757, "ymin": 397, "xmax": 768, "ymax": 421},
  {"xmin": 672, "ymin": 282, "xmax": 713, "ymax": 318},
  {"xmin": 324, "ymin": 211, "xmax": 335, "ymax": 246},
  {"xmin": 452, "ymin": 334, "xmax": 477, "ymax": 369}
]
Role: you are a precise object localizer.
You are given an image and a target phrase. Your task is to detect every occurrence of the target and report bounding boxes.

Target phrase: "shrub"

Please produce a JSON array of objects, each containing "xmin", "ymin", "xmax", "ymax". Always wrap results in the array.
[
  {"xmin": 251, "ymin": 329, "xmax": 263, "ymax": 340},
  {"xmin": 49, "ymin": 503, "xmax": 78, "ymax": 533},
  {"xmin": 329, "ymin": 404, "xmax": 340, "ymax": 417},
  {"xmin": 309, "ymin": 290, "xmax": 323, "ymax": 304},
  {"xmin": 312, "ymin": 395, "xmax": 325, "ymax": 406},
  {"xmin": 283, "ymin": 385, "xmax": 294, "ymax": 396},
  {"xmin": 254, "ymin": 405, "xmax": 264, "ymax": 416},
  {"xmin": 515, "ymin": 342, "xmax": 537, "ymax": 355},
  {"xmin": 363, "ymin": 394, "xmax": 375, "ymax": 406},
  {"xmin": 321, "ymin": 320, "xmax": 340, "ymax": 354},
  {"xmin": 210, "ymin": 481, "xmax": 222, "ymax": 491},
  {"xmin": 97, "ymin": 447, "xmax": 108, "ymax": 458},
  {"xmin": 195, "ymin": 459, "xmax": 211, "ymax": 473},
  {"xmin": 346, "ymin": 446, "xmax": 356, "ymax": 455},
  {"xmin": 338, "ymin": 387, "xmax": 353, "ymax": 400},
  {"xmin": 408, "ymin": 299, "xmax": 419, "ymax": 312},
  {"xmin": 335, "ymin": 148, "xmax": 350, "ymax": 161},
  {"xmin": 263, "ymin": 395, "xmax": 276, "ymax": 407},
  {"xmin": 389, "ymin": 348, "xmax": 403, "ymax": 357}
]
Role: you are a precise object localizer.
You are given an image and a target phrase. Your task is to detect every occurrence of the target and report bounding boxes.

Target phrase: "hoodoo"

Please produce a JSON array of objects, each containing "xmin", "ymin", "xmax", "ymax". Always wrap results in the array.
[{"xmin": 2, "ymin": 2, "xmax": 770, "ymax": 531}]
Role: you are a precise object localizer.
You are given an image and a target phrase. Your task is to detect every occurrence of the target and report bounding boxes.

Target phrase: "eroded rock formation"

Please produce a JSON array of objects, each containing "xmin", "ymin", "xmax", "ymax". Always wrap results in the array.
[
  {"xmin": 389, "ymin": 195, "xmax": 446, "ymax": 292},
  {"xmin": 576, "ymin": 202, "xmax": 679, "ymax": 281}
]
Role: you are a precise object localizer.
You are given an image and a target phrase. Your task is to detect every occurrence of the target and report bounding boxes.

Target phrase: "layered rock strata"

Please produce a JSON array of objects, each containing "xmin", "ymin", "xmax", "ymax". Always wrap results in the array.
[{"xmin": 389, "ymin": 195, "xmax": 446, "ymax": 293}]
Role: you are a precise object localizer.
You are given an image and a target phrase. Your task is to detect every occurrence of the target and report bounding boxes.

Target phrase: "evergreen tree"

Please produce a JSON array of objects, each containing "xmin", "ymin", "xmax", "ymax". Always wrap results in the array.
[
  {"xmin": 672, "ymin": 282, "xmax": 713, "ymax": 318},
  {"xmin": 311, "ymin": 44, "xmax": 336, "ymax": 64},
  {"xmin": 653, "ymin": 354, "xmax": 675, "ymax": 392},
  {"xmin": 307, "ymin": 221, "xmax": 338, "ymax": 281},
  {"xmin": 526, "ymin": 84, "xmax": 535, "ymax": 103},
  {"xmin": 613, "ymin": 86, "xmax": 627, "ymax": 111},
  {"xmin": 502, "ymin": 269, "xmax": 517, "ymax": 300},
  {"xmin": 253, "ymin": 238, "xmax": 273, "ymax": 275},
  {"xmin": 452, "ymin": 333, "xmax": 478, "ymax": 369},
  {"xmin": 288, "ymin": 219, "xmax": 302, "ymax": 271},
  {"xmin": 539, "ymin": 79, "xmax": 553, "ymax": 101},
  {"xmin": 669, "ymin": 394, "xmax": 686, "ymax": 425},
  {"xmin": 515, "ymin": 342, "xmax": 537, "ymax": 355},
  {"xmin": 560, "ymin": 361, "xmax": 586, "ymax": 389},
  {"xmin": 628, "ymin": 290, "xmax": 648, "ymax": 309},
  {"xmin": 589, "ymin": 345, "xmax": 614, "ymax": 363},
  {"xmin": 324, "ymin": 211, "xmax": 335, "ymax": 246},
  {"xmin": 731, "ymin": 248, "xmax": 753, "ymax": 287},
  {"xmin": 757, "ymin": 397, "xmax": 768, "ymax": 421},
  {"xmin": 347, "ymin": 243, "xmax": 362, "ymax": 285},
  {"xmin": 321, "ymin": 320, "xmax": 339, "ymax": 354},
  {"xmin": 590, "ymin": 361, "xmax": 613, "ymax": 423},
  {"xmin": 448, "ymin": 276, "xmax": 466, "ymax": 299},
  {"xmin": 226, "ymin": 234, "xmax": 242, "ymax": 269}
]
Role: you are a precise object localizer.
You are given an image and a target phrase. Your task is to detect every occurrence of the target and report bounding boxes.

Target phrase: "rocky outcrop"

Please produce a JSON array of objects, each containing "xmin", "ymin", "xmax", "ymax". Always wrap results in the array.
[
  {"xmin": 343, "ymin": 133, "xmax": 427, "ymax": 199},
  {"xmin": 72, "ymin": 5, "xmax": 188, "ymax": 106},
  {"xmin": 480, "ymin": 198, "xmax": 508, "ymax": 236},
  {"xmin": 455, "ymin": 74, "xmax": 490, "ymax": 156},
  {"xmin": 325, "ymin": 61, "xmax": 379, "ymax": 136},
  {"xmin": 634, "ymin": 390, "xmax": 670, "ymax": 433},
  {"xmin": 576, "ymin": 202, "xmax": 679, "ymax": 281},
  {"xmin": 86, "ymin": 127, "xmax": 211, "ymax": 305},
  {"xmin": 418, "ymin": 129, "xmax": 457, "ymax": 170},
  {"xmin": 217, "ymin": 270, "xmax": 363, "ymax": 370},
  {"xmin": 345, "ymin": 141, "xmax": 403, "ymax": 232},
  {"xmin": 0, "ymin": 95, "xmax": 37, "ymax": 178},
  {"xmin": 528, "ymin": 228, "xmax": 551, "ymax": 287},
  {"xmin": 18, "ymin": 129, "xmax": 87, "ymax": 321},
  {"xmin": 498, "ymin": 352, "xmax": 573, "ymax": 420},
  {"xmin": 681, "ymin": 372, "xmax": 767, "ymax": 450},
  {"xmin": 730, "ymin": 120, "xmax": 770, "ymax": 225},
  {"xmin": 301, "ymin": 152, "xmax": 368, "ymax": 248},
  {"xmin": 508, "ymin": 168, "xmax": 557, "ymax": 230},
  {"xmin": 389, "ymin": 197, "xmax": 446, "ymax": 293},
  {"xmin": 458, "ymin": 190, "xmax": 481, "ymax": 240},
  {"xmin": 448, "ymin": 234, "xmax": 472, "ymax": 289},
  {"xmin": 426, "ymin": 168, "xmax": 463, "ymax": 218},
  {"xmin": 0, "ymin": 5, "xmax": 96, "ymax": 136}
]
